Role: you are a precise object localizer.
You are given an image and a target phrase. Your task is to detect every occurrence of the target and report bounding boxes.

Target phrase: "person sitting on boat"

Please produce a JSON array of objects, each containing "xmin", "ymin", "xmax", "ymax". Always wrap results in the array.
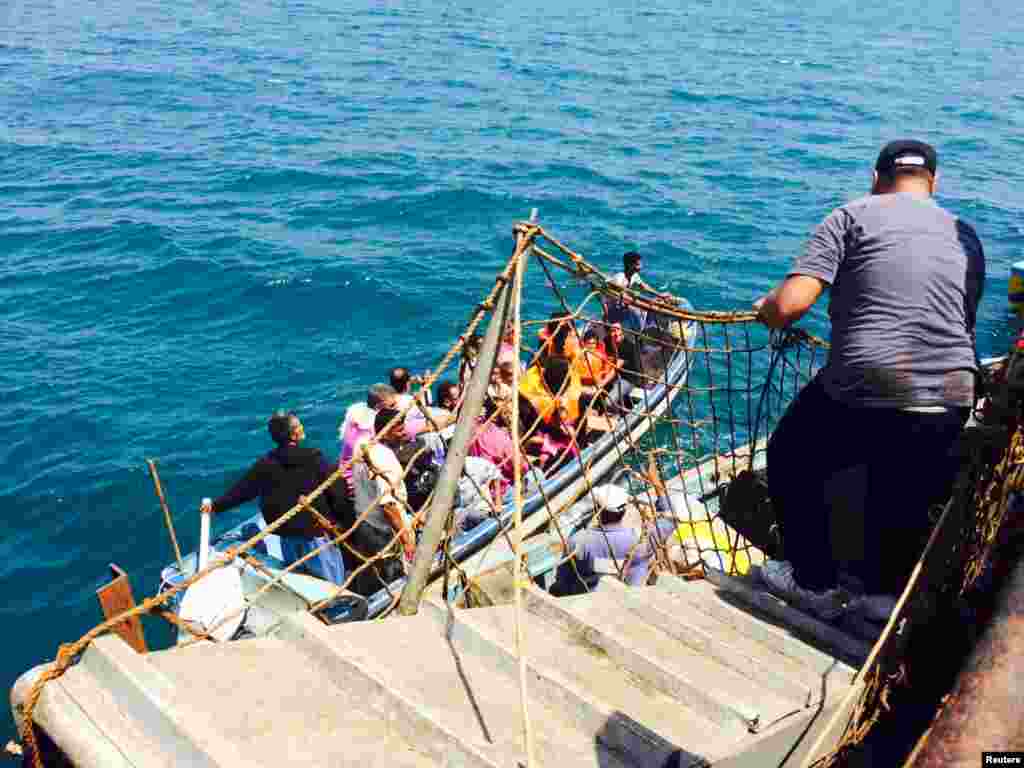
[
  {"xmin": 469, "ymin": 397, "xmax": 531, "ymax": 500},
  {"xmin": 605, "ymin": 322, "xmax": 642, "ymax": 385},
  {"xmin": 200, "ymin": 411, "xmax": 347, "ymax": 584},
  {"xmin": 453, "ymin": 455, "xmax": 504, "ymax": 532},
  {"xmin": 498, "ymin": 321, "xmax": 519, "ymax": 367},
  {"xmin": 437, "ymin": 379, "xmax": 462, "ymax": 413},
  {"xmin": 459, "ymin": 333, "xmax": 483, "ymax": 387},
  {"xmin": 753, "ymin": 139, "xmax": 985, "ymax": 622},
  {"xmin": 597, "ymin": 322, "xmax": 645, "ymax": 413},
  {"xmin": 550, "ymin": 472, "xmax": 677, "ymax": 597},
  {"xmin": 350, "ymin": 408, "xmax": 419, "ymax": 591},
  {"xmin": 391, "ymin": 428, "xmax": 445, "ymax": 519},
  {"xmin": 518, "ymin": 356, "xmax": 583, "ymax": 468},
  {"xmin": 605, "ymin": 251, "xmax": 673, "ymax": 333},
  {"xmin": 389, "ymin": 366, "xmax": 415, "ymax": 410},
  {"xmin": 338, "ymin": 383, "xmax": 398, "ymax": 494},
  {"xmin": 403, "ymin": 404, "xmax": 457, "ymax": 443},
  {"xmin": 538, "ymin": 311, "xmax": 581, "ymax": 361},
  {"xmin": 573, "ymin": 329, "xmax": 620, "ymax": 392},
  {"xmin": 487, "ymin": 359, "xmax": 516, "ymax": 405}
]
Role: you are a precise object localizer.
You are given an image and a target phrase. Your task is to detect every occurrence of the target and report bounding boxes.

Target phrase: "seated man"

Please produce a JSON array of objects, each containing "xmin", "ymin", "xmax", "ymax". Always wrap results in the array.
[
  {"xmin": 392, "ymin": 425, "xmax": 445, "ymax": 517},
  {"xmin": 389, "ymin": 367, "xmax": 415, "ymax": 410},
  {"xmin": 453, "ymin": 455, "xmax": 504, "ymax": 532},
  {"xmin": 551, "ymin": 472, "xmax": 677, "ymax": 597},
  {"xmin": 487, "ymin": 359, "xmax": 516, "ymax": 405},
  {"xmin": 437, "ymin": 379, "xmax": 461, "ymax": 412},
  {"xmin": 349, "ymin": 408, "xmax": 417, "ymax": 593},
  {"xmin": 201, "ymin": 411, "xmax": 346, "ymax": 584},
  {"xmin": 606, "ymin": 322, "xmax": 643, "ymax": 386},
  {"xmin": 459, "ymin": 334, "xmax": 483, "ymax": 387}
]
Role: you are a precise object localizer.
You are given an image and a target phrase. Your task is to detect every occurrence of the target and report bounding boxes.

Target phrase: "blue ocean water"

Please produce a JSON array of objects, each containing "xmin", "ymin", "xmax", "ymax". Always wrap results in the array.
[{"xmin": 1, "ymin": 0, "xmax": 1022, "ymax": 737}]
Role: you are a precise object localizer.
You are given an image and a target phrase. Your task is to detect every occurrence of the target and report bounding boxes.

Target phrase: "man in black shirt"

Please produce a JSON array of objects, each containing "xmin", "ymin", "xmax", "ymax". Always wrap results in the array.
[{"xmin": 200, "ymin": 411, "xmax": 346, "ymax": 584}]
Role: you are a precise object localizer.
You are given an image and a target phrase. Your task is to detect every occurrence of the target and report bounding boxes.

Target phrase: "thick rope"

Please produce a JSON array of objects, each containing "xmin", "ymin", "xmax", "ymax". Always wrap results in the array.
[{"xmin": 38, "ymin": 217, "xmax": 980, "ymax": 768}]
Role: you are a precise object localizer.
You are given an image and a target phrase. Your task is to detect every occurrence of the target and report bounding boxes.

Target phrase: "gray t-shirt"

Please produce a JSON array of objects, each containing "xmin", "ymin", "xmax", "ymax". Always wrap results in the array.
[{"xmin": 790, "ymin": 193, "xmax": 985, "ymax": 408}]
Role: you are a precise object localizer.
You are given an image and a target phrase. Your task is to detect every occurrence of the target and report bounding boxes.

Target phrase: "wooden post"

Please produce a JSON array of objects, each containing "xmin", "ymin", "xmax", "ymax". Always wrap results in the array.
[
  {"xmin": 95, "ymin": 564, "xmax": 147, "ymax": 653},
  {"xmin": 510, "ymin": 214, "xmax": 536, "ymax": 766},
  {"xmin": 398, "ymin": 214, "xmax": 535, "ymax": 616},
  {"xmin": 146, "ymin": 459, "xmax": 185, "ymax": 574}
]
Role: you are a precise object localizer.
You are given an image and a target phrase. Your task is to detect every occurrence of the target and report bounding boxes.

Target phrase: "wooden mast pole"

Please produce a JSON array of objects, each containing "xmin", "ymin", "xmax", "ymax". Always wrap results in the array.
[
  {"xmin": 398, "ymin": 213, "xmax": 535, "ymax": 615},
  {"xmin": 510, "ymin": 209, "xmax": 536, "ymax": 766}
]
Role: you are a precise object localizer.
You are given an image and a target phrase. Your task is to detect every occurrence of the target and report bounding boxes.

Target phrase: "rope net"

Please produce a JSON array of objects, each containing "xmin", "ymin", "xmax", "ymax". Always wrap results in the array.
[{"xmin": 15, "ymin": 220, "xmax": 1019, "ymax": 768}]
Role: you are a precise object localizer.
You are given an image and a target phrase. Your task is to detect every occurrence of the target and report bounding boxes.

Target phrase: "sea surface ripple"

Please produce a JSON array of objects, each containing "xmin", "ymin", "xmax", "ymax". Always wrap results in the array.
[{"xmin": 1, "ymin": 0, "xmax": 1023, "ymax": 732}]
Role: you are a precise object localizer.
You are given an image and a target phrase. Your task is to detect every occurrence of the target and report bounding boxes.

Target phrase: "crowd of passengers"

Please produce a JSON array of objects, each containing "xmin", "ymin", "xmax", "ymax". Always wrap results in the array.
[{"xmin": 201, "ymin": 252, "xmax": 680, "ymax": 597}]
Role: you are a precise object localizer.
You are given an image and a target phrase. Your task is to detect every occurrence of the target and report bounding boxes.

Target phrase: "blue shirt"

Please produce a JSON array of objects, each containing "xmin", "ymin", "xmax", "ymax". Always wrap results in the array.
[{"xmin": 556, "ymin": 495, "xmax": 676, "ymax": 590}]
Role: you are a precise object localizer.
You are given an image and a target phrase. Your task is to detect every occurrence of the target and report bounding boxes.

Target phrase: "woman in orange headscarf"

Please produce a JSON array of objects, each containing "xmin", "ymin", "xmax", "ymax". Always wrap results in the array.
[
  {"xmin": 537, "ymin": 311, "xmax": 581, "ymax": 361},
  {"xmin": 518, "ymin": 357, "xmax": 583, "ymax": 467}
]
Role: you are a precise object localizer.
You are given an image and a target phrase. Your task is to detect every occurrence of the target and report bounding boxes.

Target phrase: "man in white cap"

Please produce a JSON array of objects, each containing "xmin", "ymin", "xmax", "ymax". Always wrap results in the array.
[{"xmin": 551, "ymin": 474, "xmax": 678, "ymax": 596}]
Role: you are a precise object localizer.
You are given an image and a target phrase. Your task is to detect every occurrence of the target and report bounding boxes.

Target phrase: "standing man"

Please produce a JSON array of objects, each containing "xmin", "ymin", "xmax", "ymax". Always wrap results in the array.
[
  {"xmin": 201, "ymin": 411, "xmax": 346, "ymax": 584},
  {"xmin": 606, "ymin": 251, "xmax": 673, "ymax": 332},
  {"xmin": 350, "ymin": 408, "xmax": 417, "ymax": 591},
  {"xmin": 389, "ymin": 367, "xmax": 415, "ymax": 410},
  {"xmin": 754, "ymin": 139, "xmax": 985, "ymax": 620}
]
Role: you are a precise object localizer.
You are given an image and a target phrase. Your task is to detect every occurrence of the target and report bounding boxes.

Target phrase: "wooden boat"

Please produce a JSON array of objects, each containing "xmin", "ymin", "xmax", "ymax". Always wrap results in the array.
[{"xmin": 155, "ymin": 307, "xmax": 697, "ymax": 637}]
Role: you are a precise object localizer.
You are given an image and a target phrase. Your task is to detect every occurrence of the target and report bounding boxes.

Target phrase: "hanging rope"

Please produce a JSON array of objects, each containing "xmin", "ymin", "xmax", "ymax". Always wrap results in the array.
[{"xmin": 21, "ymin": 217, "xmax": 1016, "ymax": 768}]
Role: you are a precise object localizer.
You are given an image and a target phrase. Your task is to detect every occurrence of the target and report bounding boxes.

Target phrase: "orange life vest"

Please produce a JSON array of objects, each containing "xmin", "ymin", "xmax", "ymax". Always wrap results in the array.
[
  {"xmin": 518, "ymin": 363, "xmax": 582, "ymax": 427},
  {"xmin": 572, "ymin": 347, "xmax": 615, "ymax": 386},
  {"xmin": 537, "ymin": 326, "xmax": 580, "ymax": 360}
]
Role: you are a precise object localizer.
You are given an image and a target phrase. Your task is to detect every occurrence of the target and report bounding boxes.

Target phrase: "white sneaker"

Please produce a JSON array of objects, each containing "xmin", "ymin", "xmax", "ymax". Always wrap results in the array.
[
  {"xmin": 760, "ymin": 560, "xmax": 799, "ymax": 594},
  {"xmin": 851, "ymin": 594, "xmax": 898, "ymax": 623},
  {"xmin": 760, "ymin": 560, "xmax": 851, "ymax": 622}
]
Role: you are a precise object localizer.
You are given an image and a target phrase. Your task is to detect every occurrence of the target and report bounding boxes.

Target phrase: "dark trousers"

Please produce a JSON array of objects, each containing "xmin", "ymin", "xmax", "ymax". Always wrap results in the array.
[
  {"xmin": 767, "ymin": 375, "xmax": 967, "ymax": 595},
  {"xmin": 343, "ymin": 523, "xmax": 405, "ymax": 597}
]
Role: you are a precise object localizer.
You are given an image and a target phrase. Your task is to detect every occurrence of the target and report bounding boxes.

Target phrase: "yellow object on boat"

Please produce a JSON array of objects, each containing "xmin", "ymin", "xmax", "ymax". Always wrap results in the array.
[
  {"xmin": 671, "ymin": 520, "xmax": 753, "ymax": 575},
  {"xmin": 1010, "ymin": 261, "xmax": 1024, "ymax": 316}
]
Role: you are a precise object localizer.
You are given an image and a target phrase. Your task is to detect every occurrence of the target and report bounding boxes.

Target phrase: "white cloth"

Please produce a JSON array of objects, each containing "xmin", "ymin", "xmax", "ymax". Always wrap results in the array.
[
  {"xmin": 487, "ymin": 380, "xmax": 514, "ymax": 403},
  {"xmin": 352, "ymin": 440, "xmax": 409, "ymax": 534},
  {"xmin": 455, "ymin": 456, "xmax": 503, "ymax": 529},
  {"xmin": 610, "ymin": 271, "xmax": 640, "ymax": 290},
  {"xmin": 339, "ymin": 402, "xmax": 375, "ymax": 437}
]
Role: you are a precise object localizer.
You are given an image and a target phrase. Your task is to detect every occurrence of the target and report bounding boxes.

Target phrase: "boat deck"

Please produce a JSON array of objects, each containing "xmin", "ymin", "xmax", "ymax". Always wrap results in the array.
[{"xmin": 14, "ymin": 571, "xmax": 871, "ymax": 767}]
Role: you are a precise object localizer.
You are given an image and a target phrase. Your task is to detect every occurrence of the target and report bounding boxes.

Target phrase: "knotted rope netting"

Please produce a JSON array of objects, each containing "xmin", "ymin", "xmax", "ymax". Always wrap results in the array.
[{"xmin": 17, "ymin": 220, "xmax": 1019, "ymax": 768}]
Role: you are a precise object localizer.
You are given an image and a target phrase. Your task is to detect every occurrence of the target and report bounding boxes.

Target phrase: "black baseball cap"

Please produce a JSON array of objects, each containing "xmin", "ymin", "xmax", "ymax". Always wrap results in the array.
[{"xmin": 875, "ymin": 140, "xmax": 937, "ymax": 175}]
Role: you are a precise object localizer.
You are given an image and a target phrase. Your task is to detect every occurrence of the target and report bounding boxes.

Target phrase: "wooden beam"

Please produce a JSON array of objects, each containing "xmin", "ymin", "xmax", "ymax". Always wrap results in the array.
[{"xmin": 95, "ymin": 564, "xmax": 147, "ymax": 653}]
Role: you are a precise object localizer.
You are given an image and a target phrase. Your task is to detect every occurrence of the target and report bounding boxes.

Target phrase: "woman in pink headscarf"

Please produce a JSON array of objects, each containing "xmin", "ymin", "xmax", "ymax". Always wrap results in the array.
[{"xmin": 468, "ymin": 398, "xmax": 529, "ymax": 499}]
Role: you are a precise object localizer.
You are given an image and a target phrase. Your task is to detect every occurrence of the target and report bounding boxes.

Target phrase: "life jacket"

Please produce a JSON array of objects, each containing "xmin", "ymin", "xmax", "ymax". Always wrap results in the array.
[
  {"xmin": 537, "ymin": 326, "xmax": 581, "ymax": 360},
  {"xmin": 519, "ymin": 363, "xmax": 583, "ymax": 427},
  {"xmin": 573, "ymin": 347, "xmax": 614, "ymax": 386}
]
